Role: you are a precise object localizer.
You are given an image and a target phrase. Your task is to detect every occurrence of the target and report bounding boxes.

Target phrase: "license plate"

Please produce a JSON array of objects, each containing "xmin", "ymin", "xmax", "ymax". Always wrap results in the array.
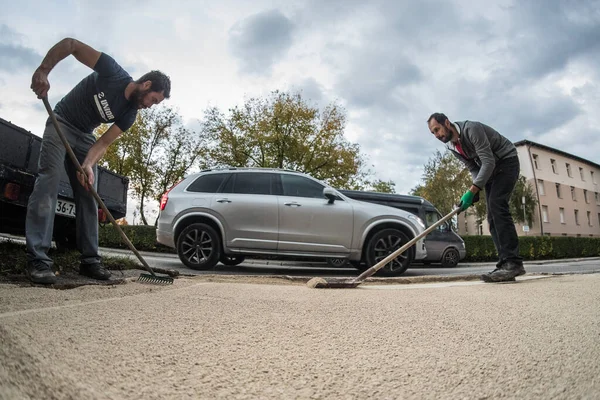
[{"xmin": 56, "ymin": 199, "xmax": 76, "ymax": 218}]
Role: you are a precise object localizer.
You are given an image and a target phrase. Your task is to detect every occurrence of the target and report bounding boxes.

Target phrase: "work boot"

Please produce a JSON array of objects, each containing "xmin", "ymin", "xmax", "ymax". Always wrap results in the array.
[
  {"xmin": 26, "ymin": 261, "xmax": 57, "ymax": 284},
  {"xmin": 481, "ymin": 262, "xmax": 525, "ymax": 283},
  {"xmin": 79, "ymin": 263, "xmax": 111, "ymax": 280}
]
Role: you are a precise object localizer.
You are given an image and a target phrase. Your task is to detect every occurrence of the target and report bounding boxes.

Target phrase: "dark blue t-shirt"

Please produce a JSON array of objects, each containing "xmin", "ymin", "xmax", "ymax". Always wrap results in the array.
[{"xmin": 54, "ymin": 53, "xmax": 137, "ymax": 133}]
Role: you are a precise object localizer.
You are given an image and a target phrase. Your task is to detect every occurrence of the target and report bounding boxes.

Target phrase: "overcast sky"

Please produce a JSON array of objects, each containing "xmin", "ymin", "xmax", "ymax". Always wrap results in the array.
[{"xmin": 1, "ymin": 0, "xmax": 599, "ymax": 222}]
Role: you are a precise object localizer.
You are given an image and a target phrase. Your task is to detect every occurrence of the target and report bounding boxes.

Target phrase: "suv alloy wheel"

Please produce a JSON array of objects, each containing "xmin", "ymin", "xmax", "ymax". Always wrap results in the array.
[
  {"xmin": 177, "ymin": 223, "xmax": 222, "ymax": 270},
  {"xmin": 366, "ymin": 228, "xmax": 413, "ymax": 276}
]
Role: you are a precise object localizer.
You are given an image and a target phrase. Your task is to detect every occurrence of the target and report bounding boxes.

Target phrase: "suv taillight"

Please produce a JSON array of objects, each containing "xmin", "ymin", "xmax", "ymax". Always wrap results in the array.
[
  {"xmin": 160, "ymin": 192, "xmax": 169, "ymax": 211},
  {"xmin": 160, "ymin": 180, "xmax": 182, "ymax": 211}
]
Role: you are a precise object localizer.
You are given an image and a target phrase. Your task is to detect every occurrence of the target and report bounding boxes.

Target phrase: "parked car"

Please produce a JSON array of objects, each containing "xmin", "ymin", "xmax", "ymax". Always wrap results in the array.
[
  {"xmin": 156, "ymin": 168, "xmax": 428, "ymax": 276},
  {"xmin": 337, "ymin": 190, "xmax": 466, "ymax": 268}
]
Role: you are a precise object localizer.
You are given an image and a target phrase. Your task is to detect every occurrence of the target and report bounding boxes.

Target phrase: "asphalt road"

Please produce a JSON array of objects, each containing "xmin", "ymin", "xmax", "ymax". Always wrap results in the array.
[
  {"xmin": 2, "ymin": 233, "xmax": 599, "ymax": 279},
  {"xmin": 99, "ymin": 246, "xmax": 600, "ymax": 279}
]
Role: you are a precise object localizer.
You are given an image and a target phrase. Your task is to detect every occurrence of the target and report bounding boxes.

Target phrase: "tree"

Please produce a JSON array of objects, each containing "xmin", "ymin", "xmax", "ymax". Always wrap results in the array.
[
  {"xmin": 410, "ymin": 150, "xmax": 471, "ymax": 215},
  {"xmin": 201, "ymin": 90, "xmax": 371, "ymax": 189},
  {"xmin": 509, "ymin": 175, "xmax": 538, "ymax": 225},
  {"xmin": 96, "ymin": 106, "xmax": 204, "ymax": 225},
  {"xmin": 366, "ymin": 179, "xmax": 396, "ymax": 193},
  {"xmin": 412, "ymin": 150, "xmax": 538, "ymax": 231}
]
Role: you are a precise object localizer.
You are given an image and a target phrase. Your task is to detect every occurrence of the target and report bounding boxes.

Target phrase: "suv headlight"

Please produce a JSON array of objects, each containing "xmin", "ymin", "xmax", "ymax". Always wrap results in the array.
[{"xmin": 408, "ymin": 214, "xmax": 426, "ymax": 229}]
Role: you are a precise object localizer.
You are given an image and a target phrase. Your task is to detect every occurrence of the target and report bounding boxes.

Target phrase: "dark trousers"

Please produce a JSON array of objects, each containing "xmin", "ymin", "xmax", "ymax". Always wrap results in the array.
[{"xmin": 484, "ymin": 156, "xmax": 523, "ymax": 266}]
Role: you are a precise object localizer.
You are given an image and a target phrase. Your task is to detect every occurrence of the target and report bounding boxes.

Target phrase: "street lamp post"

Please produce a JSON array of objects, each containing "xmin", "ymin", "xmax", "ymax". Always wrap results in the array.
[{"xmin": 522, "ymin": 196, "xmax": 528, "ymax": 236}]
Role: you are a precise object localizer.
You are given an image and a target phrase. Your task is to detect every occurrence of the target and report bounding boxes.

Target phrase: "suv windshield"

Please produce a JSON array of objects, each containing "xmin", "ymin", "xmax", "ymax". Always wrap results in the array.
[{"xmin": 425, "ymin": 210, "xmax": 447, "ymax": 230}]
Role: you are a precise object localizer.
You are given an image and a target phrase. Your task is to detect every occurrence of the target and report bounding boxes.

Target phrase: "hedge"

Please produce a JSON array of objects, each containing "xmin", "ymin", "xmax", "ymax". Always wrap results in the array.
[
  {"xmin": 462, "ymin": 235, "xmax": 600, "ymax": 261},
  {"xmin": 99, "ymin": 225, "xmax": 600, "ymax": 261},
  {"xmin": 99, "ymin": 224, "xmax": 175, "ymax": 254}
]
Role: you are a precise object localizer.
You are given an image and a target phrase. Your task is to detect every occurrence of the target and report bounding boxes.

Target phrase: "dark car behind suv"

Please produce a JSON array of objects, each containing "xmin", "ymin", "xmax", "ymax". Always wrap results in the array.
[{"xmin": 338, "ymin": 190, "xmax": 466, "ymax": 267}]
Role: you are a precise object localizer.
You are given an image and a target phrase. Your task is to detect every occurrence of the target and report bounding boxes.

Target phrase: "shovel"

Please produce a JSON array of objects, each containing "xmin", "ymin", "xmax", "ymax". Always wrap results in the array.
[
  {"xmin": 307, "ymin": 206, "xmax": 461, "ymax": 289},
  {"xmin": 42, "ymin": 97, "xmax": 175, "ymax": 285}
]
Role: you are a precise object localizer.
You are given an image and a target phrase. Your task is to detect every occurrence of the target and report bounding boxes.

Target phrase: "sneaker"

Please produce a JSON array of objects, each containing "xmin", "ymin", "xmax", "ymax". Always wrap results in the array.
[
  {"xmin": 79, "ymin": 263, "xmax": 111, "ymax": 280},
  {"xmin": 481, "ymin": 262, "xmax": 525, "ymax": 283},
  {"xmin": 26, "ymin": 261, "xmax": 57, "ymax": 284}
]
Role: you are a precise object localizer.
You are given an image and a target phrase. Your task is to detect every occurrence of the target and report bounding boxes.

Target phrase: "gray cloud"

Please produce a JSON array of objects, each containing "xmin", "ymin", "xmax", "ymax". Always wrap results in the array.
[
  {"xmin": 290, "ymin": 77, "xmax": 325, "ymax": 106},
  {"xmin": 335, "ymin": 53, "xmax": 422, "ymax": 111},
  {"xmin": 0, "ymin": 43, "xmax": 40, "ymax": 72},
  {"xmin": 0, "ymin": 25, "xmax": 41, "ymax": 73},
  {"xmin": 0, "ymin": 24, "xmax": 22, "ymax": 41},
  {"xmin": 228, "ymin": 9, "xmax": 295, "ymax": 75},
  {"xmin": 504, "ymin": 1, "xmax": 600, "ymax": 79}
]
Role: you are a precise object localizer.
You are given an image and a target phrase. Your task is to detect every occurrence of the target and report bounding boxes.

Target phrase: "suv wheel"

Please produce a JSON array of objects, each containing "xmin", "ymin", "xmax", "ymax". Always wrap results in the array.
[
  {"xmin": 220, "ymin": 255, "xmax": 246, "ymax": 266},
  {"xmin": 177, "ymin": 223, "xmax": 221, "ymax": 270},
  {"xmin": 366, "ymin": 229, "xmax": 413, "ymax": 276},
  {"xmin": 441, "ymin": 248, "xmax": 459, "ymax": 268}
]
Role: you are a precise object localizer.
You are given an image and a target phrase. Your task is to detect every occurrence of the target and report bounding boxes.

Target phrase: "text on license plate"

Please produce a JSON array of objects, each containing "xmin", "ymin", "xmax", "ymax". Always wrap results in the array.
[{"xmin": 56, "ymin": 199, "xmax": 76, "ymax": 217}]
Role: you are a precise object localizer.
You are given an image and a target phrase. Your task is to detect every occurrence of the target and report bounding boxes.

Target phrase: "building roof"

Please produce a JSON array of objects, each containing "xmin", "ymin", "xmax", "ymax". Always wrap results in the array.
[{"xmin": 514, "ymin": 139, "xmax": 600, "ymax": 170}]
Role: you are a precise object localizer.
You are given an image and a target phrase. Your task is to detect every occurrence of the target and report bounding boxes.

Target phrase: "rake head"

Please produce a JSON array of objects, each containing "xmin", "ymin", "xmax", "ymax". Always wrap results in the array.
[{"xmin": 137, "ymin": 273, "xmax": 174, "ymax": 285}]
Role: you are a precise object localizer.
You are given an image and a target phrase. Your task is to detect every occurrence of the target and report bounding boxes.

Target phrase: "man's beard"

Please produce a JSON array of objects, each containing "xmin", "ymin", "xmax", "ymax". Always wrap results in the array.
[
  {"xmin": 439, "ymin": 126, "xmax": 452, "ymax": 143},
  {"xmin": 131, "ymin": 87, "xmax": 150, "ymax": 109}
]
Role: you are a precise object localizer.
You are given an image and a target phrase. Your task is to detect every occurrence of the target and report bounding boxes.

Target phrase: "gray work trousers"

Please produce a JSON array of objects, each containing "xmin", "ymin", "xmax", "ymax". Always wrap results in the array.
[{"xmin": 26, "ymin": 117, "xmax": 101, "ymax": 267}]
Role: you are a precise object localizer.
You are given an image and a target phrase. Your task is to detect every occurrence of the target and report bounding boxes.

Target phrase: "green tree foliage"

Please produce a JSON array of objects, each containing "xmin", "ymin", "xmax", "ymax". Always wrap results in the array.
[
  {"xmin": 410, "ymin": 150, "xmax": 471, "ymax": 215},
  {"xmin": 509, "ymin": 175, "xmax": 538, "ymax": 225},
  {"xmin": 96, "ymin": 106, "xmax": 204, "ymax": 225},
  {"xmin": 366, "ymin": 179, "xmax": 396, "ymax": 194},
  {"xmin": 201, "ymin": 90, "xmax": 373, "ymax": 189},
  {"xmin": 412, "ymin": 150, "xmax": 538, "ymax": 228}
]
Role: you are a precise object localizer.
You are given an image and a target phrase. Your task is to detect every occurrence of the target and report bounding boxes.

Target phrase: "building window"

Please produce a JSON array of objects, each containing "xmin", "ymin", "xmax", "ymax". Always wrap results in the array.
[
  {"xmin": 537, "ymin": 179, "xmax": 545, "ymax": 196},
  {"xmin": 566, "ymin": 163, "xmax": 572, "ymax": 177},
  {"xmin": 559, "ymin": 207, "xmax": 565, "ymax": 224},
  {"xmin": 592, "ymin": 171, "xmax": 596, "ymax": 184},
  {"xmin": 574, "ymin": 209, "xmax": 579, "ymax": 225},
  {"xmin": 587, "ymin": 211, "xmax": 592, "ymax": 226},
  {"xmin": 555, "ymin": 183, "xmax": 562, "ymax": 198},
  {"xmin": 533, "ymin": 154, "xmax": 539, "ymax": 169},
  {"xmin": 596, "ymin": 192, "xmax": 600, "ymax": 205},
  {"xmin": 579, "ymin": 167, "xmax": 585, "ymax": 181},
  {"xmin": 551, "ymin": 159, "xmax": 557, "ymax": 174},
  {"xmin": 571, "ymin": 186, "xmax": 576, "ymax": 201},
  {"xmin": 584, "ymin": 189, "xmax": 589, "ymax": 203},
  {"xmin": 542, "ymin": 206, "xmax": 549, "ymax": 223},
  {"xmin": 598, "ymin": 213, "xmax": 600, "ymax": 227}
]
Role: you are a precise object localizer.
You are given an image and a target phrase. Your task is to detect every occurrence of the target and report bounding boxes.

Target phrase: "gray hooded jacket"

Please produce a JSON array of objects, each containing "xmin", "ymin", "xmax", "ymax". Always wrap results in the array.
[{"xmin": 446, "ymin": 120, "xmax": 518, "ymax": 189}]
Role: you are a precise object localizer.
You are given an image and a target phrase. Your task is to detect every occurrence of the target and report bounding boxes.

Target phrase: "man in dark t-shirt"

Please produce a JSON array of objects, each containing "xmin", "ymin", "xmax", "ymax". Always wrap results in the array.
[{"xmin": 27, "ymin": 37, "xmax": 171, "ymax": 284}]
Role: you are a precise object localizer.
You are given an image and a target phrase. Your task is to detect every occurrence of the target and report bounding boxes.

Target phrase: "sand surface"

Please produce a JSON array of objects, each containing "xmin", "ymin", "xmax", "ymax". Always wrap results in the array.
[{"xmin": 1, "ymin": 274, "xmax": 599, "ymax": 399}]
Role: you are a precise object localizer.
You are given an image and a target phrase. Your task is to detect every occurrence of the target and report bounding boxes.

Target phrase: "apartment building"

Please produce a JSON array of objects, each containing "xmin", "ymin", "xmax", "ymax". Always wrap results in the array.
[{"xmin": 459, "ymin": 140, "xmax": 600, "ymax": 237}]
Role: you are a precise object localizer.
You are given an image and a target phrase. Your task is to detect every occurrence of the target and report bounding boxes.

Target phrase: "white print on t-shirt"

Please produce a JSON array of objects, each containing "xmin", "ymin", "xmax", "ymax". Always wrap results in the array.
[{"xmin": 93, "ymin": 92, "xmax": 115, "ymax": 121}]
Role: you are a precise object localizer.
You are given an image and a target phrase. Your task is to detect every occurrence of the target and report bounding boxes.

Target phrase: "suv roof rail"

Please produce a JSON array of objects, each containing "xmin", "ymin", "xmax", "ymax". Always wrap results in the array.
[{"xmin": 199, "ymin": 166, "xmax": 300, "ymax": 173}]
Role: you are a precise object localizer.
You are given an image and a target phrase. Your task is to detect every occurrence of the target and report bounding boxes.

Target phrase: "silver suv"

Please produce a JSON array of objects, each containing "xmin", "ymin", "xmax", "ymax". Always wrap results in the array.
[{"xmin": 156, "ymin": 168, "xmax": 427, "ymax": 276}]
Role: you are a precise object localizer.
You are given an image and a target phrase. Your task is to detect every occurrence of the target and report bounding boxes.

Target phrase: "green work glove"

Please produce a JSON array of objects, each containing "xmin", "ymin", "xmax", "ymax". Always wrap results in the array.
[{"xmin": 459, "ymin": 190, "xmax": 475, "ymax": 212}]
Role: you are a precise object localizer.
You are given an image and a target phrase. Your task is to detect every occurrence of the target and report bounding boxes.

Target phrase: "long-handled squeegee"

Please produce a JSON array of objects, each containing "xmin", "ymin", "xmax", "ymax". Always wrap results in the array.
[
  {"xmin": 42, "ymin": 97, "xmax": 175, "ymax": 285},
  {"xmin": 307, "ymin": 207, "xmax": 461, "ymax": 289}
]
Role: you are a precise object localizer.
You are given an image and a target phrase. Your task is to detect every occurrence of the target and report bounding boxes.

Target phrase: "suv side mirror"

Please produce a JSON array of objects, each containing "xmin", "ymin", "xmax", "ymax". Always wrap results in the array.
[{"xmin": 323, "ymin": 188, "xmax": 337, "ymax": 204}]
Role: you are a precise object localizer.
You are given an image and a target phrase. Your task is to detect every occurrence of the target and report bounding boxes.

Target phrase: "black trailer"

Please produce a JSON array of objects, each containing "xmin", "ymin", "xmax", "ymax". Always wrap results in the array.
[{"xmin": 0, "ymin": 116, "xmax": 129, "ymax": 248}]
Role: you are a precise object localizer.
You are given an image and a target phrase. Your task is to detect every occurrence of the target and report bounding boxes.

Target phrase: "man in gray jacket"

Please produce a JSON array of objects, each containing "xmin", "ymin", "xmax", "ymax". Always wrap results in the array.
[{"xmin": 427, "ymin": 113, "xmax": 524, "ymax": 282}]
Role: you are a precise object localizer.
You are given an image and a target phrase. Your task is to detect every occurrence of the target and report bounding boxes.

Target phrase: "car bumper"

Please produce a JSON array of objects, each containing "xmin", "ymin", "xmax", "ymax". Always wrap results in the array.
[
  {"xmin": 414, "ymin": 238, "xmax": 427, "ymax": 260},
  {"xmin": 156, "ymin": 228, "xmax": 175, "ymax": 248}
]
